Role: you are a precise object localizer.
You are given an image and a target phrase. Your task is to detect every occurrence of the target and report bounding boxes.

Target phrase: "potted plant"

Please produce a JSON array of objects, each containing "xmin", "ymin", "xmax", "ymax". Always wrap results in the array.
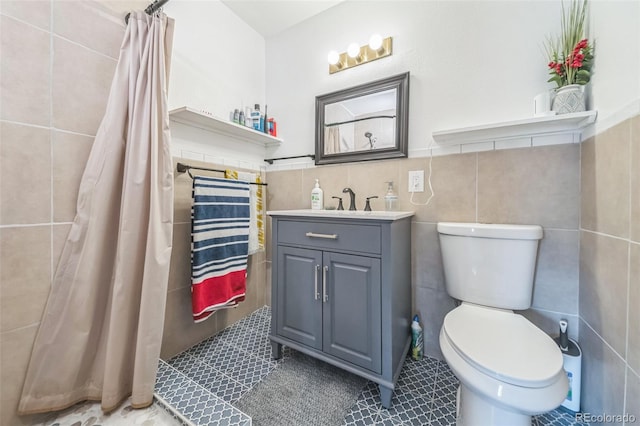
[{"xmin": 545, "ymin": 0, "xmax": 594, "ymax": 114}]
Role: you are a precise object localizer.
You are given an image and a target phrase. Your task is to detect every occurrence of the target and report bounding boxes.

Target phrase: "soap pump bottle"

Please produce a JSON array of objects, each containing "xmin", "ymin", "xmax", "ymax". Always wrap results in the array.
[
  {"xmin": 311, "ymin": 179, "xmax": 324, "ymax": 210},
  {"xmin": 384, "ymin": 181, "xmax": 398, "ymax": 211}
]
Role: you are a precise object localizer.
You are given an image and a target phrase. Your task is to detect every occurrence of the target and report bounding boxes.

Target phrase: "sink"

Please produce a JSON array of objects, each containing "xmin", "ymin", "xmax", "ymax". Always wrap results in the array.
[{"xmin": 266, "ymin": 209, "xmax": 414, "ymax": 221}]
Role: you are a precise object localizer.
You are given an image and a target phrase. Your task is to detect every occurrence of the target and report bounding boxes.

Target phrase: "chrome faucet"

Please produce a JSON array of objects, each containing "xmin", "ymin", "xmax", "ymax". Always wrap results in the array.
[{"xmin": 342, "ymin": 187, "xmax": 357, "ymax": 211}]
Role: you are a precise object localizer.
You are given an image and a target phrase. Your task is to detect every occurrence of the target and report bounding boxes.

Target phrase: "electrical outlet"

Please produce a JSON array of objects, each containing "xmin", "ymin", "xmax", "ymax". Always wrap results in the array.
[{"xmin": 408, "ymin": 170, "xmax": 424, "ymax": 192}]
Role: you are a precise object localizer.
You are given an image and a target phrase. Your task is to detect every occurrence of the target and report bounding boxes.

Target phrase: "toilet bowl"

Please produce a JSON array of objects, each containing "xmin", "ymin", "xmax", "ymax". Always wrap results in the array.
[
  {"xmin": 439, "ymin": 303, "xmax": 568, "ymax": 425},
  {"xmin": 436, "ymin": 222, "xmax": 569, "ymax": 425}
]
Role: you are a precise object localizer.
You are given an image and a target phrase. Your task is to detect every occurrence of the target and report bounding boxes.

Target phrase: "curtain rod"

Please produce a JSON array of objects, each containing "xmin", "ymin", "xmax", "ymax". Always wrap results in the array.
[
  {"xmin": 325, "ymin": 115, "xmax": 396, "ymax": 128},
  {"xmin": 125, "ymin": 0, "xmax": 171, "ymax": 24},
  {"xmin": 176, "ymin": 162, "xmax": 267, "ymax": 186},
  {"xmin": 264, "ymin": 154, "xmax": 315, "ymax": 165}
]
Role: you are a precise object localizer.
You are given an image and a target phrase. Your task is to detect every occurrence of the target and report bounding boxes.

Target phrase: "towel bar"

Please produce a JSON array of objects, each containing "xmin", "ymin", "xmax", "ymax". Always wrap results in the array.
[{"xmin": 176, "ymin": 162, "xmax": 267, "ymax": 186}]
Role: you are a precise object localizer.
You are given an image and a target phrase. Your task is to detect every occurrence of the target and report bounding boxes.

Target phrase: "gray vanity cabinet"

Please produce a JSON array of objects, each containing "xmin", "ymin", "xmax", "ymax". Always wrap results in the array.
[
  {"xmin": 268, "ymin": 211, "xmax": 413, "ymax": 409},
  {"xmin": 276, "ymin": 246, "xmax": 382, "ymax": 372}
]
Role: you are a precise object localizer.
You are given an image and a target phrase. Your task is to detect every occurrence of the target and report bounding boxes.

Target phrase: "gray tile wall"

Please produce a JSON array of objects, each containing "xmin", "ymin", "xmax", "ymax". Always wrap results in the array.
[
  {"xmin": 579, "ymin": 115, "xmax": 639, "ymax": 423},
  {"xmin": 266, "ymin": 143, "xmax": 582, "ymax": 359},
  {"xmin": 0, "ymin": 2, "xmax": 136, "ymax": 424}
]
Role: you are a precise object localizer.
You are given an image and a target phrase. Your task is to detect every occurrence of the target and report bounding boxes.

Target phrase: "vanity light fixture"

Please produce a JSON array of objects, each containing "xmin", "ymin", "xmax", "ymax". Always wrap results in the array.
[
  {"xmin": 327, "ymin": 50, "xmax": 341, "ymax": 67},
  {"xmin": 347, "ymin": 43, "xmax": 362, "ymax": 61},
  {"xmin": 369, "ymin": 34, "xmax": 384, "ymax": 52},
  {"xmin": 328, "ymin": 34, "xmax": 393, "ymax": 74}
]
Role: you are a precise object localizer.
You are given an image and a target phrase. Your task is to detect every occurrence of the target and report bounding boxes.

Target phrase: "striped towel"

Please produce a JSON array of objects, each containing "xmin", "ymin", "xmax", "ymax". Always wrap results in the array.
[
  {"xmin": 224, "ymin": 170, "xmax": 265, "ymax": 254},
  {"xmin": 191, "ymin": 176, "xmax": 250, "ymax": 323}
]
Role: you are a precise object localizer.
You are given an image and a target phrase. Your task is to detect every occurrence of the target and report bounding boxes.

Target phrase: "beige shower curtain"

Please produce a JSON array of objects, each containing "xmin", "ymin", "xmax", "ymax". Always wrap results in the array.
[
  {"xmin": 326, "ymin": 126, "xmax": 341, "ymax": 154},
  {"xmin": 18, "ymin": 11, "xmax": 175, "ymax": 414}
]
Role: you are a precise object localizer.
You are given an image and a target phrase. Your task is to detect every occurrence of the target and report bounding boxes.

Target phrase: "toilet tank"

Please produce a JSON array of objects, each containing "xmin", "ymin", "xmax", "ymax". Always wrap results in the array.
[{"xmin": 437, "ymin": 222, "xmax": 543, "ymax": 310}]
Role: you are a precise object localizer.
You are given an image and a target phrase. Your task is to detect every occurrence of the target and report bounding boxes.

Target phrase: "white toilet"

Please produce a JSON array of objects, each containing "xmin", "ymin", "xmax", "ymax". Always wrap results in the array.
[{"xmin": 437, "ymin": 222, "xmax": 568, "ymax": 426}]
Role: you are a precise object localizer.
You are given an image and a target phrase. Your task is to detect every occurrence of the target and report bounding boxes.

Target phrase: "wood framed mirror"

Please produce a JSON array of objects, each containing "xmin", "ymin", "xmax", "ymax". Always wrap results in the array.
[{"xmin": 315, "ymin": 72, "xmax": 409, "ymax": 165}]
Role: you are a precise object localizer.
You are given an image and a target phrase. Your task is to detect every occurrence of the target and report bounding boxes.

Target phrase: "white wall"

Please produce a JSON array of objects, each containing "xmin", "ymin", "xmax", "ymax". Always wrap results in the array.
[
  {"xmin": 163, "ymin": 0, "xmax": 268, "ymax": 168},
  {"xmin": 164, "ymin": 0, "xmax": 265, "ymax": 117},
  {"xmin": 265, "ymin": 1, "xmax": 562, "ymax": 159},
  {"xmin": 160, "ymin": 0, "xmax": 640, "ymax": 165},
  {"xmin": 587, "ymin": 0, "xmax": 640, "ymax": 135},
  {"xmin": 265, "ymin": 0, "xmax": 640, "ymax": 160}
]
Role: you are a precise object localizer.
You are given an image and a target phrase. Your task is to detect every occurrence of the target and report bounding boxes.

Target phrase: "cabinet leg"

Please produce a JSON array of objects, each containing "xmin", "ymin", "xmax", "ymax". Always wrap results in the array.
[
  {"xmin": 379, "ymin": 385, "xmax": 393, "ymax": 409},
  {"xmin": 271, "ymin": 341, "xmax": 283, "ymax": 360}
]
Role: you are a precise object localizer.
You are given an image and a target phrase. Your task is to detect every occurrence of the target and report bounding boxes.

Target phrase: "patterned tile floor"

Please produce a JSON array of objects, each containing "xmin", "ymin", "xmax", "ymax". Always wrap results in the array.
[{"xmin": 160, "ymin": 306, "xmax": 588, "ymax": 426}]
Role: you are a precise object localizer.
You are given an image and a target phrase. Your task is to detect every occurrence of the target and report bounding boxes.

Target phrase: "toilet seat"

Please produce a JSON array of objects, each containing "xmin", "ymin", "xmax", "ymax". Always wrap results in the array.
[{"xmin": 442, "ymin": 303, "xmax": 564, "ymax": 388}]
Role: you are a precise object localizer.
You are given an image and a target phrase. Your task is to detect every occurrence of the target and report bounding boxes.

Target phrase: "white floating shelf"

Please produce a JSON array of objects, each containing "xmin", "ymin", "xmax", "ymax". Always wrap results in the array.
[
  {"xmin": 432, "ymin": 110, "xmax": 597, "ymax": 146},
  {"xmin": 169, "ymin": 106, "xmax": 283, "ymax": 147}
]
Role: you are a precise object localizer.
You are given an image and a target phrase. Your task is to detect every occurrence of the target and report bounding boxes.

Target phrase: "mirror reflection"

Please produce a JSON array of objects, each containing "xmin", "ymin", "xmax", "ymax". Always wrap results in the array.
[{"xmin": 324, "ymin": 88, "xmax": 397, "ymax": 154}]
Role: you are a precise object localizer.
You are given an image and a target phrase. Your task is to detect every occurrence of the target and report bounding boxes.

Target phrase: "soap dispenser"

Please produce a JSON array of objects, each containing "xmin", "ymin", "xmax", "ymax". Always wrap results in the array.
[
  {"xmin": 311, "ymin": 179, "xmax": 324, "ymax": 210},
  {"xmin": 384, "ymin": 181, "xmax": 398, "ymax": 211}
]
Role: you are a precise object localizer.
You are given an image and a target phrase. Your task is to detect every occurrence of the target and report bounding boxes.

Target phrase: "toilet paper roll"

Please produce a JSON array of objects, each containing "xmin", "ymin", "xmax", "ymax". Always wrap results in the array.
[{"xmin": 534, "ymin": 91, "xmax": 556, "ymax": 117}]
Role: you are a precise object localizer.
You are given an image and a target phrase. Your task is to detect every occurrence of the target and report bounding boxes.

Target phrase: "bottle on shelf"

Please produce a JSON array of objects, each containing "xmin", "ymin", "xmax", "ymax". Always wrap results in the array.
[
  {"xmin": 252, "ymin": 104, "xmax": 261, "ymax": 131},
  {"xmin": 268, "ymin": 118, "xmax": 277, "ymax": 136},
  {"xmin": 245, "ymin": 107, "xmax": 253, "ymax": 128}
]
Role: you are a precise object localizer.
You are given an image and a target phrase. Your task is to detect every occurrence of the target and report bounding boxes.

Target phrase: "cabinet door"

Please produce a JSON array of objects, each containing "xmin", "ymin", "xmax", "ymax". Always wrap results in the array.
[
  {"xmin": 276, "ymin": 246, "xmax": 323, "ymax": 350},
  {"xmin": 322, "ymin": 252, "xmax": 381, "ymax": 373}
]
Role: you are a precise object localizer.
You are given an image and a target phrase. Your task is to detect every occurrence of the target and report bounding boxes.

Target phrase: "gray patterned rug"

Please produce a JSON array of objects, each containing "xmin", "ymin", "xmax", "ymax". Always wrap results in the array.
[{"xmin": 234, "ymin": 351, "xmax": 367, "ymax": 426}]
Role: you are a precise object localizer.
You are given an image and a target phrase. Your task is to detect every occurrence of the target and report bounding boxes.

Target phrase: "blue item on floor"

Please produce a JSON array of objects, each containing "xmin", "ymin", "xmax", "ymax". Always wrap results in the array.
[{"xmin": 411, "ymin": 314, "xmax": 424, "ymax": 361}]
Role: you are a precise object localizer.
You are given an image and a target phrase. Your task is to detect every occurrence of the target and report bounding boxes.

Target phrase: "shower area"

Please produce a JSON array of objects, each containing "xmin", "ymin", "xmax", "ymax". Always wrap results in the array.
[{"xmin": 0, "ymin": 0, "xmax": 271, "ymax": 424}]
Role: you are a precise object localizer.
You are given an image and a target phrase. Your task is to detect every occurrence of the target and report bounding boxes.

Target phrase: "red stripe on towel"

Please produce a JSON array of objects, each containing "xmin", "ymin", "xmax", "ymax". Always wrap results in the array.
[{"xmin": 191, "ymin": 270, "xmax": 246, "ymax": 322}]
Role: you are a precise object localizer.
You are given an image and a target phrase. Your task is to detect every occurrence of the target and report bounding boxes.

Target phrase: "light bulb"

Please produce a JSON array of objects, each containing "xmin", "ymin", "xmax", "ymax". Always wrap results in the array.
[
  {"xmin": 347, "ymin": 43, "xmax": 360, "ymax": 59},
  {"xmin": 327, "ymin": 50, "xmax": 340, "ymax": 65},
  {"xmin": 369, "ymin": 34, "xmax": 383, "ymax": 51}
]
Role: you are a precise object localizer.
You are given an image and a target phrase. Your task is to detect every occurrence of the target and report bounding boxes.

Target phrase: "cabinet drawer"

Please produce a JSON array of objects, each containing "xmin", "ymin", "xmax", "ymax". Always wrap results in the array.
[{"xmin": 277, "ymin": 220, "xmax": 381, "ymax": 255}]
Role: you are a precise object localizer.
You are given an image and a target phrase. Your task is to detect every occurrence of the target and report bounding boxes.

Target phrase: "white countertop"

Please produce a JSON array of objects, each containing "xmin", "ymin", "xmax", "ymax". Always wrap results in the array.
[{"xmin": 267, "ymin": 209, "xmax": 414, "ymax": 221}]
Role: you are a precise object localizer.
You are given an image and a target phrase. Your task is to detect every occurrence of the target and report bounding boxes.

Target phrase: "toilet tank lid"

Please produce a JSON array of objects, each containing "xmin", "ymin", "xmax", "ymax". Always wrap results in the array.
[{"xmin": 437, "ymin": 222, "xmax": 543, "ymax": 240}]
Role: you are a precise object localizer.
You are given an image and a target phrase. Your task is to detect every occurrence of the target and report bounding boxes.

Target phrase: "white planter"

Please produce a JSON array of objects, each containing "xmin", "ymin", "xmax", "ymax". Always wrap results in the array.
[{"xmin": 552, "ymin": 84, "xmax": 586, "ymax": 114}]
